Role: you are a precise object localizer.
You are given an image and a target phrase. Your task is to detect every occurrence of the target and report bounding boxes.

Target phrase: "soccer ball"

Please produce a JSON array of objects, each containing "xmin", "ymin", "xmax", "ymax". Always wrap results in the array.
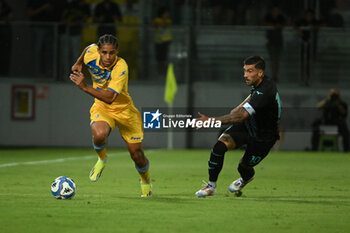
[{"xmin": 51, "ymin": 176, "xmax": 76, "ymax": 199}]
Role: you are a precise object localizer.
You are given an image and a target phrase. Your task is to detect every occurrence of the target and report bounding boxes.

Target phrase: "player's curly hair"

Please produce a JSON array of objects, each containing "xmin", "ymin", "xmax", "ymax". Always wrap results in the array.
[
  {"xmin": 244, "ymin": 56, "xmax": 265, "ymax": 70},
  {"xmin": 97, "ymin": 34, "xmax": 119, "ymax": 49}
]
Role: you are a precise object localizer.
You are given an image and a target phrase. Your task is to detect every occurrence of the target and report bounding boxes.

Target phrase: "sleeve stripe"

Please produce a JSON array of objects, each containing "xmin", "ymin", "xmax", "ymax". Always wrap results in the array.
[
  {"xmin": 107, "ymin": 87, "xmax": 119, "ymax": 95},
  {"xmin": 242, "ymin": 102, "xmax": 255, "ymax": 115}
]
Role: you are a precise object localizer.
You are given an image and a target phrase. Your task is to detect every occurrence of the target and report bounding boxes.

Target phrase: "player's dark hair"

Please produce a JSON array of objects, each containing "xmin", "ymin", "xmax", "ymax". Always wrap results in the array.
[
  {"xmin": 97, "ymin": 34, "xmax": 118, "ymax": 49},
  {"xmin": 244, "ymin": 56, "xmax": 265, "ymax": 70}
]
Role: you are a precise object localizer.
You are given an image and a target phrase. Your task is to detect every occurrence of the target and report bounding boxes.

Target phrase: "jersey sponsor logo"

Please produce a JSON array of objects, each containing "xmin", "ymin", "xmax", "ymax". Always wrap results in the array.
[
  {"xmin": 143, "ymin": 109, "xmax": 162, "ymax": 129},
  {"xmin": 256, "ymin": 91, "xmax": 263, "ymax": 95},
  {"xmin": 120, "ymin": 71, "xmax": 126, "ymax": 76},
  {"xmin": 131, "ymin": 137, "xmax": 141, "ymax": 140}
]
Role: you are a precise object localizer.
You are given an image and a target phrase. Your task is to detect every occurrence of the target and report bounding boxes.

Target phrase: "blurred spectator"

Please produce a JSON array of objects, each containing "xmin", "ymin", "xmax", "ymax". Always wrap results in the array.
[
  {"xmin": 264, "ymin": 5, "xmax": 287, "ymax": 83},
  {"xmin": 311, "ymin": 88, "xmax": 349, "ymax": 152},
  {"xmin": 0, "ymin": 0, "xmax": 13, "ymax": 76},
  {"xmin": 119, "ymin": 0, "xmax": 140, "ymax": 80},
  {"xmin": 120, "ymin": 0, "xmax": 139, "ymax": 22},
  {"xmin": 27, "ymin": 0, "xmax": 67, "ymax": 77},
  {"xmin": 209, "ymin": 0, "xmax": 251, "ymax": 25},
  {"xmin": 60, "ymin": 0, "xmax": 90, "ymax": 78},
  {"xmin": 210, "ymin": 0, "xmax": 235, "ymax": 25},
  {"xmin": 319, "ymin": 0, "xmax": 344, "ymax": 27},
  {"xmin": 94, "ymin": 0, "xmax": 122, "ymax": 37},
  {"xmin": 327, "ymin": 11, "xmax": 344, "ymax": 27},
  {"xmin": 293, "ymin": 9, "xmax": 322, "ymax": 86},
  {"xmin": 151, "ymin": 7, "xmax": 172, "ymax": 79},
  {"xmin": 328, "ymin": 3, "xmax": 345, "ymax": 27}
]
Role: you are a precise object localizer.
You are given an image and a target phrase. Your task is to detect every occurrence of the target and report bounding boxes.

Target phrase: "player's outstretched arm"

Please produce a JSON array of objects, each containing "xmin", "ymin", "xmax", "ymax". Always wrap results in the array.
[
  {"xmin": 215, "ymin": 107, "xmax": 249, "ymax": 125},
  {"xmin": 195, "ymin": 112, "xmax": 212, "ymax": 130},
  {"xmin": 217, "ymin": 94, "xmax": 251, "ymax": 124},
  {"xmin": 70, "ymin": 71, "xmax": 117, "ymax": 104},
  {"xmin": 196, "ymin": 107, "xmax": 249, "ymax": 127},
  {"xmin": 197, "ymin": 94, "xmax": 251, "ymax": 126}
]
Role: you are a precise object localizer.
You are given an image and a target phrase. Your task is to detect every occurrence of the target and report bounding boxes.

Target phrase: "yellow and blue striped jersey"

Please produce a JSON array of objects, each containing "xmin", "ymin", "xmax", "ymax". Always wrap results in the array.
[
  {"xmin": 84, "ymin": 44, "xmax": 133, "ymax": 112},
  {"xmin": 153, "ymin": 18, "xmax": 172, "ymax": 43}
]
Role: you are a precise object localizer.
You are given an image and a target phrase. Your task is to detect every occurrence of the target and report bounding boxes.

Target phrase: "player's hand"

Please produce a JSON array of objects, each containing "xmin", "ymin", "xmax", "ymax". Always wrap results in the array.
[
  {"xmin": 71, "ymin": 63, "xmax": 82, "ymax": 73},
  {"xmin": 70, "ymin": 71, "xmax": 86, "ymax": 90},
  {"xmin": 195, "ymin": 112, "xmax": 209, "ymax": 130}
]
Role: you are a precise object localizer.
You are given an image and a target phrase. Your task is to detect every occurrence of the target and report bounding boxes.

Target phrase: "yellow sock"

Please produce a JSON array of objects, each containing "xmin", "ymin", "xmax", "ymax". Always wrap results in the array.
[
  {"xmin": 136, "ymin": 162, "xmax": 150, "ymax": 183},
  {"xmin": 95, "ymin": 147, "xmax": 107, "ymax": 161},
  {"xmin": 139, "ymin": 169, "xmax": 150, "ymax": 184}
]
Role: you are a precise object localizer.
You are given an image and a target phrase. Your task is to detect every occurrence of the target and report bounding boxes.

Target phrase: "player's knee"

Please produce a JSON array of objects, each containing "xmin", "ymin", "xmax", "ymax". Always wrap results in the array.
[
  {"xmin": 93, "ymin": 130, "xmax": 108, "ymax": 145},
  {"xmin": 218, "ymin": 134, "xmax": 236, "ymax": 150}
]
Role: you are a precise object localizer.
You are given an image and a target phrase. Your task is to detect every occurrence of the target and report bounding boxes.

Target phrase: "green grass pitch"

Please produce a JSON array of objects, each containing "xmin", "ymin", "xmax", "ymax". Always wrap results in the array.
[{"xmin": 0, "ymin": 148, "xmax": 349, "ymax": 233}]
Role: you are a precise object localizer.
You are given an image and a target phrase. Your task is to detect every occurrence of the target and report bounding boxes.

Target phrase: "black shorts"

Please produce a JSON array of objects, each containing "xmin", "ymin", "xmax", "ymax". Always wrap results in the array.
[
  {"xmin": 223, "ymin": 123, "xmax": 276, "ymax": 167},
  {"xmin": 155, "ymin": 42, "xmax": 171, "ymax": 62}
]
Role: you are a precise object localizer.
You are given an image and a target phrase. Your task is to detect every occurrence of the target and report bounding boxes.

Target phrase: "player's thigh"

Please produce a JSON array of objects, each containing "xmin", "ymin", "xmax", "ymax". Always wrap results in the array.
[
  {"xmin": 90, "ymin": 105, "xmax": 114, "ymax": 139},
  {"xmin": 241, "ymin": 140, "xmax": 276, "ymax": 167},
  {"xmin": 116, "ymin": 106, "xmax": 143, "ymax": 144},
  {"xmin": 220, "ymin": 123, "xmax": 249, "ymax": 150}
]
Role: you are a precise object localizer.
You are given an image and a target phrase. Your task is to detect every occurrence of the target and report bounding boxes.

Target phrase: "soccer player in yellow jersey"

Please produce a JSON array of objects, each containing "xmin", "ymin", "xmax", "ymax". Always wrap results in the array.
[{"xmin": 70, "ymin": 34, "xmax": 151, "ymax": 197}]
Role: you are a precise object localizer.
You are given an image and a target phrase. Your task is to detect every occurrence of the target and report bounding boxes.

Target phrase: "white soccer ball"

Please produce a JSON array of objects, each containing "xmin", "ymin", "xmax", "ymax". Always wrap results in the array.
[{"xmin": 51, "ymin": 176, "xmax": 76, "ymax": 199}]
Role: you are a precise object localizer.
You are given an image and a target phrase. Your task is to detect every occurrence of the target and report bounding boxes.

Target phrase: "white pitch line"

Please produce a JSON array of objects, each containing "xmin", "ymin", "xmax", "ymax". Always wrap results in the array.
[
  {"xmin": 0, "ymin": 150, "xmax": 157, "ymax": 168},
  {"xmin": 0, "ymin": 194, "xmax": 349, "ymax": 203},
  {"xmin": 234, "ymin": 197, "xmax": 350, "ymax": 203}
]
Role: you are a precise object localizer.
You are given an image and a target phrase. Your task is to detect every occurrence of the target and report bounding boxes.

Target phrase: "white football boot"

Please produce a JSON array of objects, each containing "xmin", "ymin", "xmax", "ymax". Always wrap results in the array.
[
  {"xmin": 195, "ymin": 181, "xmax": 216, "ymax": 198},
  {"xmin": 229, "ymin": 177, "xmax": 254, "ymax": 193}
]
